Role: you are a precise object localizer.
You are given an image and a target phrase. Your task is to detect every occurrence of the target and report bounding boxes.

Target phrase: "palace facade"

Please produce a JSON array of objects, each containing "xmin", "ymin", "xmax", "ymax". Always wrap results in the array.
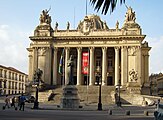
[{"xmin": 27, "ymin": 7, "xmax": 151, "ymax": 94}]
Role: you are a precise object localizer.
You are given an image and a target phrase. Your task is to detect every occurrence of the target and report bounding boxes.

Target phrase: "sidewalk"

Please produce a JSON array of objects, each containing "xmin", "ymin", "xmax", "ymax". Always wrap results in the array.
[{"xmin": 25, "ymin": 102, "xmax": 155, "ymax": 116}]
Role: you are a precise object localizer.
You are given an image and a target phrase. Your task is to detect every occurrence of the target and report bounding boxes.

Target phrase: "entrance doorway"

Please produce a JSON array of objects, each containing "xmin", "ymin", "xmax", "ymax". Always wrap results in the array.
[
  {"xmin": 84, "ymin": 76, "xmax": 89, "ymax": 85},
  {"xmin": 107, "ymin": 76, "xmax": 113, "ymax": 85}
]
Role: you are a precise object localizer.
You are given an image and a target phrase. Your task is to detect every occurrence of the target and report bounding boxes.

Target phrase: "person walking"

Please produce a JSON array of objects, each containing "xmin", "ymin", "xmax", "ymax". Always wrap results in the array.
[
  {"xmin": 11, "ymin": 96, "xmax": 18, "ymax": 110},
  {"xmin": 19, "ymin": 93, "xmax": 26, "ymax": 111},
  {"xmin": 3, "ymin": 95, "xmax": 10, "ymax": 109}
]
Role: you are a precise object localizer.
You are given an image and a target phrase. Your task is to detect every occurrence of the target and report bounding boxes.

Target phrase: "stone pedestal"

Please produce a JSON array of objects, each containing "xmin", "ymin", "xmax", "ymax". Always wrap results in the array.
[
  {"xmin": 60, "ymin": 85, "xmax": 80, "ymax": 109},
  {"xmin": 126, "ymin": 82, "xmax": 141, "ymax": 94}
]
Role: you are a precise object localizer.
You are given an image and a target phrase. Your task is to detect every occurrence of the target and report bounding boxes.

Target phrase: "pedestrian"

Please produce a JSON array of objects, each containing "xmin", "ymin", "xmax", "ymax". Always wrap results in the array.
[
  {"xmin": 11, "ymin": 96, "xmax": 18, "ymax": 110},
  {"xmin": 156, "ymin": 99, "xmax": 160, "ymax": 110},
  {"xmin": 19, "ymin": 93, "xmax": 26, "ymax": 111},
  {"xmin": 3, "ymin": 95, "xmax": 10, "ymax": 109}
]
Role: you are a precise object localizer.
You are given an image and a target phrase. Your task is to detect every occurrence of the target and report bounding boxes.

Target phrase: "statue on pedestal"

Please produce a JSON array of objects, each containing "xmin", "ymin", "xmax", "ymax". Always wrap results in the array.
[
  {"xmin": 67, "ymin": 55, "xmax": 74, "ymax": 85},
  {"xmin": 125, "ymin": 6, "xmax": 136, "ymax": 23},
  {"xmin": 39, "ymin": 8, "xmax": 51, "ymax": 25},
  {"xmin": 33, "ymin": 68, "xmax": 44, "ymax": 85}
]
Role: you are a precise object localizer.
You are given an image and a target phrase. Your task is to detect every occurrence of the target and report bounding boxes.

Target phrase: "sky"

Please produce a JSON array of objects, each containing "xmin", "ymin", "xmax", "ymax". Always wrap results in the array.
[{"xmin": 0, "ymin": 0, "xmax": 163, "ymax": 75}]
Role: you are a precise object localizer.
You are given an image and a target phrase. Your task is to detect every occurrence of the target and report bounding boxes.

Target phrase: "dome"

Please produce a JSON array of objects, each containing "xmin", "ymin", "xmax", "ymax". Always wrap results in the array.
[{"xmin": 77, "ymin": 15, "xmax": 109, "ymax": 35}]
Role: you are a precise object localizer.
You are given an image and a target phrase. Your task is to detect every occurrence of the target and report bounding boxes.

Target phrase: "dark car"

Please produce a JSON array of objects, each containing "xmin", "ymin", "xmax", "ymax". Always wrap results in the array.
[{"xmin": 25, "ymin": 96, "xmax": 35, "ymax": 103}]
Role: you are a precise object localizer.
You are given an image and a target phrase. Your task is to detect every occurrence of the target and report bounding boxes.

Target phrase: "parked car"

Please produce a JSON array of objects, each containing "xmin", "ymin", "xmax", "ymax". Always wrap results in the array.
[{"xmin": 25, "ymin": 96, "xmax": 35, "ymax": 103}]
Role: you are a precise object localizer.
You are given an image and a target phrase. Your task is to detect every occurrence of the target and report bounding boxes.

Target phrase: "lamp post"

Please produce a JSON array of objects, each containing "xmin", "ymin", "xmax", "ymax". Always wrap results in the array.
[
  {"xmin": 96, "ymin": 66, "xmax": 102, "ymax": 110},
  {"xmin": 33, "ymin": 82, "xmax": 39, "ymax": 109},
  {"xmin": 116, "ymin": 80, "xmax": 121, "ymax": 107},
  {"xmin": 32, "ymin": 68, "xmax": 43, "ymax": 109}
]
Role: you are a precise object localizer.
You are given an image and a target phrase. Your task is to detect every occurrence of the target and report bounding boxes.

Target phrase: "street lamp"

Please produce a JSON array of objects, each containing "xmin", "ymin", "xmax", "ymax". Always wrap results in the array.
[
  {"xmin": 32, "ymin": 82, "xmax": 39, "ymax": 109},
  {"xmin": 32, "ymin": 68, "xmax": 43, "ymax": 109},
  {"xmin": 96, "ymin": 66, "xmax": 102, "ymax": 110}
]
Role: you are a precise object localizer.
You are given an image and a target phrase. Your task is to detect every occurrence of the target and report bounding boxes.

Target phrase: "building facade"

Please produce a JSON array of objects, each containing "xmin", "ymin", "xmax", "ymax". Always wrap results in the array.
[
  {"xmin": 0, "ymin": 65, "xmax": 28, "ymax": 95},
  {"xmin": 149, "ymin": 73, "xmax": 161, "ymax": 96},
  {"xmin": 27, "ymin": 7, "xmax": 151, "ymax": 94},
  {"xmin": 157, "ymin": 73, "xmax": 163, "ymax": 96}
]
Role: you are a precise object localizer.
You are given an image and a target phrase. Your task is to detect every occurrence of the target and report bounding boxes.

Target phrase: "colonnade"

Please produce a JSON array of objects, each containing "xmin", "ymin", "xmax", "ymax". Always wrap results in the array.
[{"xmin": 52, "ymin": 46, "xmax": 128, "ymax": 86}]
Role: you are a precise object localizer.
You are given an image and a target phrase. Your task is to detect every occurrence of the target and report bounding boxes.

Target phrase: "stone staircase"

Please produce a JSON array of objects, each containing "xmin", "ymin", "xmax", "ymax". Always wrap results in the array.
[
  {"xmin": 34, "ymin": 85, "xmax": 157, "ymax": 106},
  {"xmin": 36, "ymin": 85, "xmax": 115, "ymax": 105}
]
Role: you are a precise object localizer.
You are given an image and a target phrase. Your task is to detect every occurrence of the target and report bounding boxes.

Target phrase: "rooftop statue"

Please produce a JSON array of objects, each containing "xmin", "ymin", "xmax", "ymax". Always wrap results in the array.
[
  {"xmin": 55, "ymin": 22, "xmax": 58, "ymax": 30},
  {"xmin": 116, "ymin": 21, "xmax": 119, "ymax": 29},
  {"xmin": 67, "ymin": 22, "xmax": 70, "ymax": 30},
  {"xmin": 125, "ymin": 6, "xmax": 136, "ymax": 23},
  {"xmin": 39, "ymin": 8, "xmax": 51, "ymax": 25}
]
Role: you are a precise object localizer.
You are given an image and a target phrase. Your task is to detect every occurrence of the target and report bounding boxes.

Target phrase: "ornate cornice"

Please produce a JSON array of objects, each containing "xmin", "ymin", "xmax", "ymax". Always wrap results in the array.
[
  {"xmin": 29, "ymin": 36, "xmax": 54, "ymax": 41},
  {"xmin": 54, "ymin": 35, "xmax": 145, "ymax": 41}
]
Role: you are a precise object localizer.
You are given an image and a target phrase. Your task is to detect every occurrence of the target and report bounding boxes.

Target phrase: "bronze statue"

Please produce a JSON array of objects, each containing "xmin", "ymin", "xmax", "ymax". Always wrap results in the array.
[{"xmin": 33, "ymin": 68, "xmax": 43, "ymax": 84}]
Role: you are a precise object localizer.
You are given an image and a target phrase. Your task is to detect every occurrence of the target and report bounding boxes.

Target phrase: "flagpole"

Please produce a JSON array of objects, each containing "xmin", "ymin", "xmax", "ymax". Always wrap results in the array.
[
  {"xmin": 86, "ymin": 48, "xmax": 89, "ymax": 105},
  {"xmin": 62, "ymin": 48, "xmax": 65, "ymax": 88}
]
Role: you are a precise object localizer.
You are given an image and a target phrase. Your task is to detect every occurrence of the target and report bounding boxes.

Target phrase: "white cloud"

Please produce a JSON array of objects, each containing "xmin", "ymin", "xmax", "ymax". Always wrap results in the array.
[
  {"xmin": 0, "ymin": 24, "xmax": 30, "ymax": 74},
  {"xmin": 146, "ymin": 36, "xmax": 163, "ymax": 74}
]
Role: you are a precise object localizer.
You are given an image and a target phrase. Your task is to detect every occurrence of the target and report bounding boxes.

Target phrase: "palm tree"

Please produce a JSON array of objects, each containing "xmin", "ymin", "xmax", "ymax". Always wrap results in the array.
[{"xmin": 90, "ymin": 0, "xmax": 125, "ymax": 15}]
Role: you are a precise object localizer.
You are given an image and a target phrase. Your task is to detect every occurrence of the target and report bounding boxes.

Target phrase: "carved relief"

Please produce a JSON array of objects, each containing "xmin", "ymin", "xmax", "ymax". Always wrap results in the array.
[
  {"xmin": 129, "ymin": 69, "xmax": 138, "ymax": 82},
  {"xmin": 128, "ymin": 46, "xmax": 137, "ymax": 56},
  {"xmin": 77, "ymin": 15, "xmax": 109, "ymax": 35},
  {"xmin": 38, "ymin": 47, "xmax": 47, "ymax": 56}
]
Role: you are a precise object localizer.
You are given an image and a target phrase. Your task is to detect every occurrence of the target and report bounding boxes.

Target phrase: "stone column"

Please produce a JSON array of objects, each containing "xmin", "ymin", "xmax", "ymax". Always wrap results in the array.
[
  {"xmin": 144, "ymin": 54, "xmax": 149, "ymax": 83},
  {"xmin": 121, "ymin": 46, "xmax": 128, "ymax": 86},
  {"xmin": 102, "ymin": 47, "xmax": 107, "ymax": 85},
  {"xmin": 137, "ymin": 46, "xmax": 142, "ymax": 85},
  {"xmin": 114, "ymin": 47, "xmax": 120, "ymax": 86},
  {"xmin": 77, "ymin": 47, "xmax": 82, "ymax": 85},
  {"xmin": 65, "ymin": 47, "xmax": 70, "ymax": 85},
  {"xmin": 53, "ymin": 47, "xmax": 58, "ymax": 85},
  {"xmin": 89, "ymin": 47, "xmax": 95, "ymax": 85},
  {"xmin": 33, "ymin": 48, "xmax": 38, "ymax": 72}
]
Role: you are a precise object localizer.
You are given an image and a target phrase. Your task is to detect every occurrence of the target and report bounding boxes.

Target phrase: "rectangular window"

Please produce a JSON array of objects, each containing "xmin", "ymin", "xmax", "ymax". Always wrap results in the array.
[{"xmin": 0, "ymin": 69, "xmax": 2, "ymax": 77}]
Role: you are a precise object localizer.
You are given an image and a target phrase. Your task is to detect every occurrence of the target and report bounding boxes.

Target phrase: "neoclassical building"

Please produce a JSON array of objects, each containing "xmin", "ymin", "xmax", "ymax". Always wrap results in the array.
[
  {"xmin": 0, "ymin": 65, "xmax": 28, "ymax": 95},
  {"xmin": 27, "ymin": 7, "xmax": 151, "ymax": 94}
]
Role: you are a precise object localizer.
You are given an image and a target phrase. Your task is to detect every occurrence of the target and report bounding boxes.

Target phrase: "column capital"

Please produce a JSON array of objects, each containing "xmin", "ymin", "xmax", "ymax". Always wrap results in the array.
[
  {"xmin": 121, "ymin": 46, "xmax": 128, "ymax": 49},
  {"xmin": 77, "ymin": 47, "xmax": 82, "ymax": 52},
  {"xmin": 114, "ymin": 46, "xmax": 120, "ymax": 50},
  {"xmin": 54, "ymin": 47, "xmax": 58, "ymax": 51},
  {"xmin": 89, "ymin": 47, "xmax": 95, "ymax": 51},
  {"xmin": 102, "ymin": 47, "xmax": 107, "ymax": 51},
  {"xmin": 65, "ymin": 47, "xmax": 70, "ymax": 51}
]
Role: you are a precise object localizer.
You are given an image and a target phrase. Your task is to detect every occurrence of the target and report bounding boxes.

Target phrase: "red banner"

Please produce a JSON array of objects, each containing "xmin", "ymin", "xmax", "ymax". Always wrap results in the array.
[{"xmin": 82, "ymin": 52, "xmax": 89, "ymax": 74}]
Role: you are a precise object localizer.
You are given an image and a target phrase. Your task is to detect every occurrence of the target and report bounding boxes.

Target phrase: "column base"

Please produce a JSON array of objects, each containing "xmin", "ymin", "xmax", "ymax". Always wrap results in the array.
[
  {"xmin": 102, "ymin": 82, "xmax": 106, "ymax": 86},
  {"xmin": 126, "ymin": 82, "xmax": 141, "ymax": 94}
]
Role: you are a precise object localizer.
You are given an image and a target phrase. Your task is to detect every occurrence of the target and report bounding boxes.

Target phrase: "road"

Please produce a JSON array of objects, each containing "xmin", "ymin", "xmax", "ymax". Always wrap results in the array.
[
  {"xmin": 0, "ymin": 102, "xmax": 155, "ymax": 120},
  {"xmin": 0, "ymin": 109, "xmax": 154, "ymax": 120}
]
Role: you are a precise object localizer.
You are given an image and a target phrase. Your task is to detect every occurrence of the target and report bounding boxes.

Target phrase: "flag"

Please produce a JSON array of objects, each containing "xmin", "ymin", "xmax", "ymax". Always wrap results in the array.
[
  {"xmin": 82, "ymin": 52, "xmax": 89, "ymax": 74},
  {"xmin": 58, "ymin": 49, "xmax": 64, "ymax": 74}
]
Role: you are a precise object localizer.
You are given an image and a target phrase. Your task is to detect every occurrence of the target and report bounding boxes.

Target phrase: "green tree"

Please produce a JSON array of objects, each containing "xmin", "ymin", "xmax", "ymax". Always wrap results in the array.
[{"xmin": 90, "ymin": 0, "xmax": 125, "ymax": 15}]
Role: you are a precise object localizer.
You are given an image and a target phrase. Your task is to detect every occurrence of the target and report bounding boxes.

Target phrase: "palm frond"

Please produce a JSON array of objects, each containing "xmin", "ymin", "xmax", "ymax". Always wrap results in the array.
[{"xmin": 90, "ymin": 0, "xmax": 125, "ymax": 14}]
